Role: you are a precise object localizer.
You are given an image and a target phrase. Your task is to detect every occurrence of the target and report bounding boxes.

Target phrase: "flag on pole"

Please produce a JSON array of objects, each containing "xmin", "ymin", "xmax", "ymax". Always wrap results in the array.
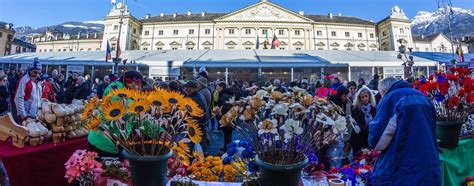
[
  {"xmin": 256, "ymin": 35, "xmax": 260, "ymax": 49},
  {"xmin": 263, "ymin": 31, "xmax": 269, "ymax": 49},
  {"xmin": 116, "ymin": 37, "xmax": 121, "ymax": 60},
  {"xmin": 456, "ymin": 44, "xmax": 464, "ymax": 62},
  {"xmin": 271, "ymin": 34, "xmax": 281, "ymax": 49},
  {"xmin": 105, "ymin": 40, "xmax": 112, "ymax": 62}
]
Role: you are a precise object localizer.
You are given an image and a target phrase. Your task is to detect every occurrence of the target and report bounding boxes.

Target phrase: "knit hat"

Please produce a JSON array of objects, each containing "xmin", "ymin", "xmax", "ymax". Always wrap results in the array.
[
  {"xmin": 347, "ymin": 81, "xmax": 357, "ymax": 89},
  {"xmin": 30, "ymin": 58, "xmax": 42, "ymax": 71},
  {"xmin": 197, "ymin": 76, "xmax": 208, "ymax": 85},
  {"xmin": 301, "ymin": 79, "xmax": 309, "ymax": 85}
]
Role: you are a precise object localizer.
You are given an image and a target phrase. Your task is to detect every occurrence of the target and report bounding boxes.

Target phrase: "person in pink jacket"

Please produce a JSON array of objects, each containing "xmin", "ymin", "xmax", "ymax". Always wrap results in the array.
[{"xmin": 14, "ymin": 58, "xmax": 42, "ymax": 123}]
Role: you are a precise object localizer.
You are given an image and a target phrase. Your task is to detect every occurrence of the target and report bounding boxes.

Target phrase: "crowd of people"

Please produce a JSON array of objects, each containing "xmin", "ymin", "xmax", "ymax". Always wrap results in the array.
[{"xmin": 0, "ymin": 60, "xmax": 441, "ymax": 184}]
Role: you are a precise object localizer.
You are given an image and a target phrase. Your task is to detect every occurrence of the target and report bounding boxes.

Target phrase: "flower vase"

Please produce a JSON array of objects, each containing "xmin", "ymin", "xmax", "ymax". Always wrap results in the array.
[
  {"xmin": 122, "ymin": 149, "xmax": 173, "ymax": 186},
  {"xmin": 255, "ymin": 151, "xmax": 308, "ymax": 186},
  {"xmin": 436, "ymin": 121, "xmax": 463, "ymax": 149},
  {"xmin": 79, "ymin": 180, "xmax": 94, "ymax": 186}
]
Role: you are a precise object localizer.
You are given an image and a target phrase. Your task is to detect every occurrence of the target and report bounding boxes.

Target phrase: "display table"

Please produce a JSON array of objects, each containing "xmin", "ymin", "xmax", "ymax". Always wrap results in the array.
[
  {"xmin": 0, "ymin": 137, "xmax": 89, "ymax": 186},
  {"xmin": 440, "ymin": 139, "xmax": 474, "ymax": 186}
]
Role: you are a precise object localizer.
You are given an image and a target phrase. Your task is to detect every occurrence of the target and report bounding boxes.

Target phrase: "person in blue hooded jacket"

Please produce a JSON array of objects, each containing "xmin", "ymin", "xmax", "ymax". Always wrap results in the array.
[{"xmin": 369, "ymin": 77, "xmax": 440, "ymax": 185}]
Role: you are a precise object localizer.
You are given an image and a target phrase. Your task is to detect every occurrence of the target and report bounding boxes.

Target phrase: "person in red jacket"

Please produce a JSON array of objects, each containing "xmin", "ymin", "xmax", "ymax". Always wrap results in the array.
[{"xmin": 41, "ymin": 78, "xmax": 56, "ymax": 102}]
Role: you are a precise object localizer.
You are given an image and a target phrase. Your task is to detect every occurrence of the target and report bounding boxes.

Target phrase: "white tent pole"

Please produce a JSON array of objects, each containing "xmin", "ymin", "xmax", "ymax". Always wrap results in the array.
[
  {"xmin": 291, "ymin": 67, "xmax": 294, "ymax": 82},
  {"xmin": 225, "ymin": 67, "xmax": 229, "ymax": 84}
]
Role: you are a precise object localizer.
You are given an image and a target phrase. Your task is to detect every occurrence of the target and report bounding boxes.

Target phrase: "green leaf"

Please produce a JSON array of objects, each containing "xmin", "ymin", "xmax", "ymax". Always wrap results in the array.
[{"xmin": 143, "ymin": 120, "xmax": 164, "ymax": 139}]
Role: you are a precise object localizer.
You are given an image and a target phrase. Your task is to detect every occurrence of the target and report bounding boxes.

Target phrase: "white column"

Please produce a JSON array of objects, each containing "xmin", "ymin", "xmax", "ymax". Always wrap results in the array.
[
  {"xmin": 320, "ymin": 67, "xmax": 324, "ymax": 79},
  {"xmin": 426, "ymin": 66, "xmax": 430, "ymax": 76},
  {"xmin": 221, "ymin": 28, "xmax": 225, "ymax": 49},
  {"xmin": 91, "ymin": 65, "xmax": 95, "ymax": 78},
  {"xmin": 372, "ymin": 66, "xmax": 375, "ymax": 76},
  {"xmin": 288, "ymin": 28, "xmax": 292, "ymax": 50},
  {"xmin": 238, "ymin": 27, "xmax": 242, "ymax": 49},
  {"xmin": 348, "ymin": 66, "xmax": 351, "ymax": 81},
  {"xmin": 291, "ymin": 67, "xmax": 294, "ymax": 81},
  {"xmin": 112, "ymin": 65, "xmax": 115, "ymax": 74},
  {"xmin": 136, "ymin": 66, "xmax": 139, "ymax": 71},
  {"xmin": 225, "ymin": 67, "xmax": 229, "ymax": 83}
]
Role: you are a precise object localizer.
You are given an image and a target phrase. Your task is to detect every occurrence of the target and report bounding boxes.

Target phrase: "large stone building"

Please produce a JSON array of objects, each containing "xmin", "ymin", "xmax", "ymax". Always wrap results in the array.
[
  {"xmin": 102, "ymin": 0, "xmax": 402, "ymax": 52},
  {"xmin": 0, "ymin": 22, "xmax": 15, "ymax": 56},
  {"xmin": 412, "ymin": 33, "xmax": 469, "ymax": 53},
  {"xmin": 33, "ymin": 30, "xmax": 103, "ymax": 53},
  {"xmin": 10, "ymin": 38, "xmax": 36, "ymax": 55}
]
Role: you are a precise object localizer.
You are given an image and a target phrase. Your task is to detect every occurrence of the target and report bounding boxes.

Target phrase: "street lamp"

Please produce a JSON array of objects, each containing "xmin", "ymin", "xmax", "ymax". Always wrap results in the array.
[{"xmin": 397, "ymin": 39, "xmax": 415, "ymax": 79}]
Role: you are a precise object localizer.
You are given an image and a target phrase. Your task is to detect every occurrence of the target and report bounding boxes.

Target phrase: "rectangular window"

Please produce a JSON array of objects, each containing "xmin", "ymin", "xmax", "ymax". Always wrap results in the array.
[
  {"xmin": 144, "ymin": 31, "xmax": 150, "ymax": 36},
  {"xmin": 345, "ymin": 32, "xmax": 350, "ymax": 37},
  {"xmin": 143, "ymin": 47, "xmax": 148, "ymax": 50},
  {"xmin": 205, "ymin": 29, "xmax": 211, "ymax": 35},
  {"xmin": 318, "ymin": 48, "xmax": 324, "ymax": 50},
  {"xmin": 229, "ymin": 29, "xmax": 234, "ymax": 35},
  {"xmin": 317, "ymin": 31, "xmax": 322, "ymax": 36},
  {"xmin": 157, "ymin": 47, "xmax": 162, "ymax": 50},
  {"xmin": 133, "ymin": 29, "xmax": 136, "ymax": 34},
  {"xmin": 49, "ymin": 49, "xmax": 52, "ymax": 52},
  {"xmin": 189, "ymin": 29, "xmax": 194, "ymax": 35},
  {"xmin": 278, "ymin": 30, "xmax": 284, "ymax": 35},
  {"xmin": 331, "ymin": 31, "xmax": 336, "ymax": 37},
  {"xmin": 262, "ymin": 29, "xmax": 268, "ymax": 35},
  {"xmin": 88, "ymin": 48, "xmax": 92, "ymax": 51},
  {"xmin": 382, "ymin": 31, "xmax": 386, "ymax": 37},
  {"xmin": 187, "ymin": 47, "xmax": 194, "ymax": 50},
  {"xmin": 39, "ymin": 49, "xmax": 42, "ymax": 52},
  {"xmin": 295, "ymin": 47, "xmax": 301, "ymax": 50},
  {"xmin": 425, "ymin": 48, "xmax": 429, "ymax": 52},
  {"xmin": 204, "ymin": 47, "xmax": 211, "ymax": 49},
  {"xmin": 158, "ymin": 30, "xmax": 164, "ymax": 35},
  {"xmin": 113, "ymin": 25, "xmax": 119, "ymax": 30},
  {"xmin": 63, "ymin": 49, "xmax": 67, "ymax": 52},
  {"xmin": 245, "ymin": 29, "xmax": 251, "ymax": 35},
  {"xmin": 58, "ymin": 49, "xmax": 61, "ymax": 52},
  {"xmin": 245, "ymin": 47, "xmax": 252, "ymax": 50},
  {"xmin": 228, "ymin": 47, "xmax": 235, "ymax": 49},
  {"xmin": 295, "ymin": 30, "xmax": 301, "ymax": 36},
  {"xmin": 172, "ymin": 47, "xmax": 178, "ymax": 50},
  {"xmin": 358, "ymin": 33, "xmax": 363, "ymax": 38},
  {"xmin": 370, "ymin": 33, "xmax": 374, "ymax": 38},
  {"xmin": 415, "ymin": 47, "xmax": 420, "ymax": 51},
  {"xmin": 279, "ymin": 48, "xmax": 285, "ymax": 50},
  {"xmin": 173, "ymin": 30, "xmax": 179, "ymax": 35}
]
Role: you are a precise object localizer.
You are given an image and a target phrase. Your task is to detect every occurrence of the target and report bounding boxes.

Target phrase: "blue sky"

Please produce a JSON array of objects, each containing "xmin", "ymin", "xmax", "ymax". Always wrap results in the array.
[{"xmin": 1, "ymin": 0, "xmax": 473, "ymax": 28}]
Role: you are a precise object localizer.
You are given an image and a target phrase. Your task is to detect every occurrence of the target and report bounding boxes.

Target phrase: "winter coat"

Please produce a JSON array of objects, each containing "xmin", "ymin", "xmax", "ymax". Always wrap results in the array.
[
  {"xmin": 368, "ymin": 79, "xmax": 379, "ymax": 90},
  {"xmin": 41, "ymin": 81, "xmax": 56, "ymax": 102},
  {"xmin": 65, "ymin": 79, "xmax": 77, "ymax": 104},
  {"xmin": 369, "ymin": 80, "xmax": 440, "ymax": 185},
  {"xmin": 73, "ymin": 83, "xmax": 90, "ymax": 100},
  {"xmin": 199, "ymin": 87, "xmax": 212, "ymax": 111},
  {"xmin": 350, "ymin": 105, "xmax": 376, "ymax": 153},
  {"xmin": 54, "ymin": 80, "xmax": 66, "ymax": 104},
  {"xmin": 0, "ymin": 85, "xmax": 9, "ymax": 113},
  {"xmin": 96, "ymin": 83, "xmax": 109, "ymax": 99},
  {"xmin": 190, "ymin": 91, "xmax": 210, "ymax": 127},
  {"xmin": 14, "ymin": 75, "xmax": 42, "ymax": 119}
]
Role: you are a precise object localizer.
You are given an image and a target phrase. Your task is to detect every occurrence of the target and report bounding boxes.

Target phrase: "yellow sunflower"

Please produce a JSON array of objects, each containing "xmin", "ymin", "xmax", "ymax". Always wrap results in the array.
[
  {"xmin": 147, "ymin": 92, "xmax": 166, "ymax": 108},
  {"xmin": 193, "ymin": 151, "xmax": 205, "ymax": 162},
  {"xmin": 128, "ymin": 99, "xmax": 151, "ymax": 115},
  {"xmin": 161, "ymin": 90, "xmax": 185, "ymax": 105},
  {"xmin": 103, "ymin": 101, "xmax": 126, "ymax": 121},
  {"xmin": 181, "ymin": 97, "xmax": 205, "ymax": 117},
  {"xmin": 186, "ymin": 119, "xmax": 203, "ymax": 144},
  {"xmin": 111, "ymin": 88, "xmax": 133, "ymax": 99},
  {"xmin": 86, "ymin": 117, "xmax": 101, "ymax": 131},
  {"xmin": 132, "ymin": 90, "xmax": 148, "ymax": 101}
]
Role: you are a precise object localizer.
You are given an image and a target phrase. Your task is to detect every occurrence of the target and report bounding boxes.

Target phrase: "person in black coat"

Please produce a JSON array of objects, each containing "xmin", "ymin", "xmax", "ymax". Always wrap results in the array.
[
  {"xmin": 73, "ymin": 77, "xmax": 90, "ymax": 100},
  {"xmin": 329, "ymin": 86, "xmax": 352, "ymax": 116},
  {"xmin": 54, "ymin": 74, "xmax": 66, "ymax": 104},
  {"xmin": 0, "ymin": 75, "xmax": 10, "ymax": 114},
  {"xmin": 214, "ymin": 82, "xmax": 236, "ymax": 151},
  {"xmin": 350, "ymin": 85, "xmax": 377, "ymax": 154},
  {"xmin": 65, "ymin": 72, "xmax": 79, "ymax": 103},
  {"xmin": 184, "ymin": 81, "xmax": 210, "ymax": 153},
  {"xmin": 96, "ymin": 75, "xmax": 110, "ymax": 99}
]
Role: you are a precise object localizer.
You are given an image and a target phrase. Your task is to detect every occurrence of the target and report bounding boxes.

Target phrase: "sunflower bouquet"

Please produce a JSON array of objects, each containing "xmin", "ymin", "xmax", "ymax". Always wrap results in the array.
[
  {"xmin": 82, "ymin": 88, "xmax": 205, "ymax": 157},
  {"xmin": 219, "ymin": 88, "xmax": 350, "ymax": 166}
]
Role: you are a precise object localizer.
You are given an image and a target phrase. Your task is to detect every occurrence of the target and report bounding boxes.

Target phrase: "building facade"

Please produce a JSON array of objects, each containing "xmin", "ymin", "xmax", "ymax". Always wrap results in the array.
[
  {"xmin": 33, "ymin": 30, "xmax": 103, "ymax": 53},
  {"xmin": 102, "ymin": 0, "xmax": 383, "ymax": 52},
  {"xmin": 0, "ymin": 22, "xmax": 15, "ymax": 56},
  {"xmin": 10, "ymin": 38, "xmax": 36, "ymax": 55},
  {"xmin": 413, "ymin": 33, "xmax": 469, "ymax": 53}
]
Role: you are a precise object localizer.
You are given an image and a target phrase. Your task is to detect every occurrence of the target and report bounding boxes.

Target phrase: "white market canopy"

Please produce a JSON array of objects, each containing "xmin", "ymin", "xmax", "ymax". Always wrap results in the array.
[{"xmin": 0, "ymin": 50, "xmax": 438, "ymax": 68}]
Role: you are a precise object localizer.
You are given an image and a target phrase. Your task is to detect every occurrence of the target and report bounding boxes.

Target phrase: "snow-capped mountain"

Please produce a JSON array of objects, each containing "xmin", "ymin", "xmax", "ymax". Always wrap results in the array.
[
  {"xmin": 14, "ymin": 21, "xmax": 104, "ymax": 42},
  {"xmin": 411, "ymin": 7, "xmax": 474, "ymax": 37}
]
